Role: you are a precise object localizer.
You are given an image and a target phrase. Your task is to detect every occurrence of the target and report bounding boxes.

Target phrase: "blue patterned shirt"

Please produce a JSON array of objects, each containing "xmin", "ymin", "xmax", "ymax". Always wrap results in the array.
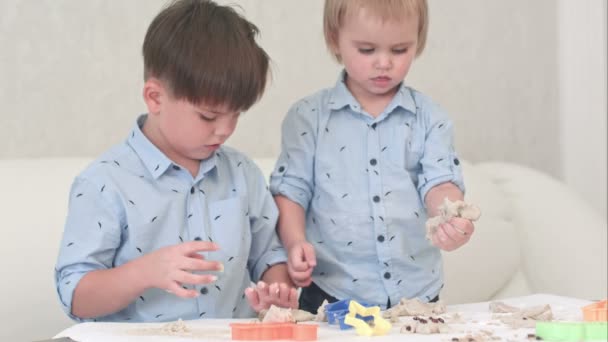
[
  {"xmin": 270, "ymin": 72, "xmax": 465, "ymax": 308},
  {"xmin": 55, "ymin": 115, "xmax": 286, "ymax": 322}
]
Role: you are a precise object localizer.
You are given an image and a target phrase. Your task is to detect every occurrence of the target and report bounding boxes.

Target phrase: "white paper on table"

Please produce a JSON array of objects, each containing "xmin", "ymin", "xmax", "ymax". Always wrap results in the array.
[{"xmin": 54, "ymin": 294, "xmax": 591, "ymax": 342}]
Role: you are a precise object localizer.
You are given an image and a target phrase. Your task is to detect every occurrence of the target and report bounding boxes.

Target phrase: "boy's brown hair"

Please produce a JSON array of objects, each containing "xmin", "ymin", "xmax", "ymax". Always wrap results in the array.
[
  {"xmin": 323, "ymin": 0, "xmax": 428, "ymax": 61},
  {"xmin": 143, "ymin": 0, "xmax": 269, "ymax": 111}
]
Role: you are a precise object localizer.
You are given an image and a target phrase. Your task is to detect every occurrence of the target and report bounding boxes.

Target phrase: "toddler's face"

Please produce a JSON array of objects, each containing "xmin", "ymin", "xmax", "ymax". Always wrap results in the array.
[
  {"xmin": 157, "ymin": 96, "xmax": 239, "ymax": 165},
  {"xmin": 333, "ymin": 8, "xmax": 419, "ymax": 102}
]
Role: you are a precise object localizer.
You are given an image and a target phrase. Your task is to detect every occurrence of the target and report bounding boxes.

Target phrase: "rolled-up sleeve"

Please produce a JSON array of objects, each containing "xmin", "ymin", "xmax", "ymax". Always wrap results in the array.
[
  {"xmin": 245, "ymin": 162, "xmax": 288, "ymax": 282},
  {"xmin": 55, "ymin": 177, "xmax": 123, "ymax": 321},
  {"xmin": 416, "ymin": 101, "xmax": 465, "ymax": 201},
  {"xmin": 269, "ymin": 100, "xmax": 318, "ymax": 211}
]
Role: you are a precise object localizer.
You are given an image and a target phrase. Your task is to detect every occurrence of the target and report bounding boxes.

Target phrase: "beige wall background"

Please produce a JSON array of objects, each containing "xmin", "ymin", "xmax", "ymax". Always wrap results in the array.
[{"xmin": 0, "ymin": 0, "xmax": 606, "ymax": 217}]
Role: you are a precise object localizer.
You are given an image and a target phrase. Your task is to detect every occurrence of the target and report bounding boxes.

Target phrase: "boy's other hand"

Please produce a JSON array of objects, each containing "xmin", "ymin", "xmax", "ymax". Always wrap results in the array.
[
  {"xmin": 287, "ymin": 241, "xmax": 316, "ymax": 287},
  {"xmin": 244, "ymin": 281, "xmax": 299, "ymax": 312},
  {"xmin": 140, "ymin": 241, "xmax": 222, "ymax": 298},
  {"xmin": 431, "ymin": 217, "xmax": 475, "ymax": 251}
]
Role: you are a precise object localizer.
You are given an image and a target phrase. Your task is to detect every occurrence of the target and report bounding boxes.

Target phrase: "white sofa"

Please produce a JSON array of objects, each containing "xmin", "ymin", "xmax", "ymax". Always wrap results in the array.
[{"xmin": 1, "ymin": 157, "xmax": 606, "ymax": 341}]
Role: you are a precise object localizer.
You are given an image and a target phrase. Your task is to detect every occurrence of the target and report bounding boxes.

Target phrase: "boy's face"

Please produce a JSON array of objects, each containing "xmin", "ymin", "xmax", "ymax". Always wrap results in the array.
[
  {"xmin": 144, "ymin": 79, "xmax": 240, "ymax": 171},
  {"xmin": 332, "ymin": 8, "xmax": 419, "ymax": 103}
]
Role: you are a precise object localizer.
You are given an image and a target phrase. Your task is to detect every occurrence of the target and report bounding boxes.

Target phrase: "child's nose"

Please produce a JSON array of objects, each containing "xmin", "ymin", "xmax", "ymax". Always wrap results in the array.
[{"xmin": 375, "ymin": 54, "xmax": 392, "ymax": 70}]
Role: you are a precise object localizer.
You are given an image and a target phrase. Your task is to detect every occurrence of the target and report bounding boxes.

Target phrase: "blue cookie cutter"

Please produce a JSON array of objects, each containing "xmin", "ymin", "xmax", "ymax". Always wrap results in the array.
[{"xmin": 324, "ymin": 299, "xmax": 374, "ymax": 330}]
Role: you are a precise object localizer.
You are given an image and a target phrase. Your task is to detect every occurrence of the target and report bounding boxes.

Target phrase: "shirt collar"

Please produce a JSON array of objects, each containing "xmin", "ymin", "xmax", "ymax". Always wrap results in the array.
[
  {"xmin": 127, "ymin": 114, "xmax": 218, "ymax": 180},
  {"xmin": 328, "ymin": 70, "xmax": 417, "ymax": 116}
]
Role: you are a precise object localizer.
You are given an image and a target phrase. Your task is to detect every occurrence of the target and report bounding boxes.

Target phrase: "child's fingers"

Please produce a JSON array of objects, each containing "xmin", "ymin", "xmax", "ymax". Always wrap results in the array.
[
  {"xmin": 288, "ymin": 287, "xmax": 299, "ymax": 309},
  {"xmin": 437, "ymin": 224, "xmax": 457, "ymax": 243},
  {"xmin": 267, "ymin": 282, "xmax": 280, "ymax": 301},
  {"xmin": 290, "ymin": 268, "xmax": 313, "ymax": 286},
  {"xmin": 180, "ymin": 241, "xmax": 219, "ymax": 255},
  {"xmin": 301, "ymin": 244, "xmax": 317, "ymax": 267},
  {"xmin": 256, "ymin": 281, "xmax": 270, "ymax": 300},
  {"xmin": 442, "ymin": 223, "xmax": 466, "ymax": 242},
  {"xmin": 244, "ymin": 287, "xmax": 262, "ymax": 312},
  {"xmin": 182, "ymin": 258, "xmax": 223, "ymax": 272},
  {"xmin": 289, "ymin": 249, "xmax": 309, "ymax": 272},
  {"xmin": 432, "ymin": 228, "xmax": 453, "ymax": 251},
  {"xmin": 278, "ymin": 283, "xmax": 290, "ymax": 304},
  {"xmin": 166, "ymin": 281, "xmax": 199, "ymax": 298},
  {"xmin": 187, "ymin": 252, "xmax": 206, "ymax": 260},
  {"xmin": 175, "ymin": 271, "xmax": 217, "ymax": 286},
  {"xmin": 449, "ymin": 217, "xmax": 475, "ymax": 235}
]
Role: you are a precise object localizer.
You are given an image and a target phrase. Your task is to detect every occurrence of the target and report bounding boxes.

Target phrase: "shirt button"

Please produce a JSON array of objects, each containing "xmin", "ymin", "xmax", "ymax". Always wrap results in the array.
[
  {"xmin": 371, "ymin": 123, "xmax": 377, "ymax": 129},
  {"xmin": 200, "ymin": 287, "xmax": 209, "ymax": 295},
  {"xmin": 278, "ymin": 166, "xmax": 285, "ymax": 173},
  {"xmin": 384, "ymin": 272, "xmax": 391, "ymax": 279},
  {"xmin": 172, "ymin": 165, "xmax": 181, "ymax": 171},
  {"xmin": 190, "ymin": 187, "xmax": 195, "ymax": 194},
  {"xmin": 454, "ymin": 158, "xmax": 460, "ymax": 165},
  {"xmin": 370, "ymin": 158, "xmax": 377, "ymax": 166},
  {"xmin": 377, "ymin": 235, "xmax": 385, "ymax": 242},
  {"xmin": 194, "ymin": 237, "xmax": 202, "ymax": 241},
  {"xmin": 373, "ymin": 195, "xmax": 380, "ymax": 203}
]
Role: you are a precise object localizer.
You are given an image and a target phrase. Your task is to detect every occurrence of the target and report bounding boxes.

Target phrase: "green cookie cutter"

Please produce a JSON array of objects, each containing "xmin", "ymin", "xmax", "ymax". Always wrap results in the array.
[{"xmin": 536, "ymin": 321, "xmax": 607, "ymax": 341}]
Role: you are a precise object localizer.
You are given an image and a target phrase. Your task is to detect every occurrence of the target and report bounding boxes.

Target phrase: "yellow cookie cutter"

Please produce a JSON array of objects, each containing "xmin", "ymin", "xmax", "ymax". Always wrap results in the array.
[{"xmin": 343, "ymin": 300, "xmax": 392, "ymax": 336}]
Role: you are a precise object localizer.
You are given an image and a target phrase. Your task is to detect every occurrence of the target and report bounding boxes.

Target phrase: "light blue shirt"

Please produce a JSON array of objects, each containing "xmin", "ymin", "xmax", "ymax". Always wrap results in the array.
[
  {"xmin": 55, "ymin": 115, "xmax": 286, "ymax": 322},
  {"xmin": 270, "ymin": 72, "xmax": 465, "ymax": 308}
]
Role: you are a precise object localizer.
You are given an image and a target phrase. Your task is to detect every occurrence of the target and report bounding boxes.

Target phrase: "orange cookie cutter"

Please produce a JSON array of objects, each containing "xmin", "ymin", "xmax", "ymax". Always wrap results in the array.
[
  {"xmin": 230, "ymin": 322, "xmax": 318, "ymax": 341},
  {"xmin": 582, "ymin": 299, "xmax": 607, "ymax": 322}
]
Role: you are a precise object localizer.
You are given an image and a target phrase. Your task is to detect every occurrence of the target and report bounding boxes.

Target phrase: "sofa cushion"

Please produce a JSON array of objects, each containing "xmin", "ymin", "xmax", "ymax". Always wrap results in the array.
[
  {"xmin": 476, "ymin": 162, "xmax": 607, "ymax": 300},
  {"xmin": 440, "ymin": 160, "xmax": 521, "ymax": 304},
  {"xmin": 0, "ymin": 158, "xmax": 91, "ymax": 341}
]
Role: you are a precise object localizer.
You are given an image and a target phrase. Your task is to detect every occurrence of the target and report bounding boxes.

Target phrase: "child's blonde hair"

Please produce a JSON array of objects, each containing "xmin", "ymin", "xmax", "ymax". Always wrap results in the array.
[{"xmin": 323, "ymin": 0, "xmax": 428, "ymax": 61}]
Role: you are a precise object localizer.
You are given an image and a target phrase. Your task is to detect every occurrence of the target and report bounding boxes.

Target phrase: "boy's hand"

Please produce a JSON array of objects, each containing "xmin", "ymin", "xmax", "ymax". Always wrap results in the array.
[
  {"xmin": 287, "ymin": 241, "xmax": 316, "ymax": 287},
  {"xmin": 431, "ymin": 217, "xmax": 475, "ymax": 251},
  {"xmin": 139, "ymin": 241, "xmax": 222, "ymax": 298},
  {"xmin": 244, "ymin": 281, "xmax": 299, "ymax": 312}
]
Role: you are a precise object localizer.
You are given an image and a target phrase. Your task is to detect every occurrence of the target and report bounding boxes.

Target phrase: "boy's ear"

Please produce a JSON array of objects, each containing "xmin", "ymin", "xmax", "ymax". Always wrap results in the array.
[
  {"xmin": 327, "ymin": 33, "xmax": 341, "ymax": 59},
  {"xmin": 142, "ymin": 78, "xmax": 165, "ymax": 115}
]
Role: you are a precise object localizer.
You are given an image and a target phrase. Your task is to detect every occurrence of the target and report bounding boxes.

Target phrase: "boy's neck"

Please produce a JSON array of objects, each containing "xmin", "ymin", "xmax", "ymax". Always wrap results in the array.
[
  {"xmin": 352, "ymin": 89, "xmax": 398, "ymax": 118},
  {"xmin": 344, "ymin": 77, "xmax": 399, "ymax": 118}
]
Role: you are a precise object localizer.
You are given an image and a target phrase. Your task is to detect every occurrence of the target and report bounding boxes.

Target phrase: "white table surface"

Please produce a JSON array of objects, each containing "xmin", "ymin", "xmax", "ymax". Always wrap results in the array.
[{"xmin": 54, "ymin": 294, "xmax": 591, "ymax": 341}]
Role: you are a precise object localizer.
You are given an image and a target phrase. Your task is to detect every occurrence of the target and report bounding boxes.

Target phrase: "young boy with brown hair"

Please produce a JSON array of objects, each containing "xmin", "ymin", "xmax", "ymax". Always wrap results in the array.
[{"xmin": 55, "ymin": 0, "xmax": 297, "ymax": 322}]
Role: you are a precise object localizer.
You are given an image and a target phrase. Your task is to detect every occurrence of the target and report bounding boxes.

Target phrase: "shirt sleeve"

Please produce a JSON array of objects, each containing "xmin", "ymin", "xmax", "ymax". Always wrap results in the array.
[
  {"xmin": 244, "ymin": 161, "xmax": 288, "ymax": 282},
  {"xmin": 269, "ymin": 99, "xmax": 318, "ymax": 211},
  {"xmin": 416, "ymin": 98, "xmax": 466, "ymax": 201},
  {"xmin": 55, "ymin": 176, "xmax": 123, "ymax": 321}
]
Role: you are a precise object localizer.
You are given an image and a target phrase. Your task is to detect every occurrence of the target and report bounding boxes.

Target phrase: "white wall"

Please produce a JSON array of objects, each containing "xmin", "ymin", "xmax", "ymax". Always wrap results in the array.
[
  {"xmin": 0, "ymin": 4, "xmax": 604, "ymax": 213},
  {"xmin": 1, "ymin": 0, "xmax": 561, "ymax": 173},
  {"xmin": 2, "ymin": 1, "xmax": 604, "ymax": 212},
  {"xmin": 558, "ymin": 0, "xmax": 607, "ymax": 219}
]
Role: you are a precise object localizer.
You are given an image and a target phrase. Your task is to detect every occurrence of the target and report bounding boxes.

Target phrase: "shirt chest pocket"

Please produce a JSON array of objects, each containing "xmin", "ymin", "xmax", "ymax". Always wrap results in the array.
[
  {"xmin": 387, "ymin": 125, "xmax": 424, "ymax": 172},
  {"xmin": 207, "ymin": 196, "xmax": 249, "ymax": 257}
]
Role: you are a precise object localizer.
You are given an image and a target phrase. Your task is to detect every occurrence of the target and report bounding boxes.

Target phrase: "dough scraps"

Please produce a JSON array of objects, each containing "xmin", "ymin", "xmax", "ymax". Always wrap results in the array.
[
  {"xmin": 400, "ymin": 316, "xmax": 451, "ymax": 334},
  {"xmin": 258, "ymin": 305, "xmax": 316, "ymax": 323},
  {"xmin": 426, "ymin": 197, "xmax": 481, "ymax": 241},
  {"xmin": 383, "ymin": 297, "xmax": 447, "ymax": 323},
  {"xmin": 489, "ymin": 301, "xmax": 553, "ymax": 329}
]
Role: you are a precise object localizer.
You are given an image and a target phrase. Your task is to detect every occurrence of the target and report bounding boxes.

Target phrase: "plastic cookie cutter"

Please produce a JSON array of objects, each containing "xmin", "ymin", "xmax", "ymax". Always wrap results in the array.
[
  {"xmin": 536, "ymin": 321, "xmax": 608, "ymax": 341},
  {"xmin": 343, "ymin": 300, "xmax": 392, "ymax": 336},
  {"xmin": 230, "ymin": 322, "xmax": 318, "ymax": 341},
  {"xmin": 324, "ymin": 299, "xmax": 374, "ymax": 329},
  {"xmin": 582, "ymin": 299, "xmax": 607, "ymax": 321}
]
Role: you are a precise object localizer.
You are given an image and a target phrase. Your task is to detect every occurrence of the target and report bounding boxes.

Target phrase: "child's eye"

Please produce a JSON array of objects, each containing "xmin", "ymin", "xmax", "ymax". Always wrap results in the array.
[
  {"xmin": 198, "ymin": 113, "xmax": 216, "ymax": 122},
  {"xmin": 358, "ymin": 48, "xmax": 375, "ymax": 54},
  {"xmin": 392, "ymin": 48, "xmax": 408, "ymax": 54}
]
